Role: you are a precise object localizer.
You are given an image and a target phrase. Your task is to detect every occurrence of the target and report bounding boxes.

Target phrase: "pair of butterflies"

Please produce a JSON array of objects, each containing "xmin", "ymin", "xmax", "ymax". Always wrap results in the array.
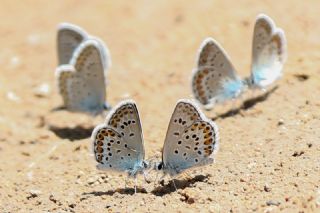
[
  {"xmin": 92, "ymin": 99, "xmax": 219, "ymax": 182},
  {"xmin": 55, "ymin": 23, "xmax": 111, "ymax": 114},
  {"xmin": 192, "ymin": 14, "xmax": 287, "ymax": 109}
]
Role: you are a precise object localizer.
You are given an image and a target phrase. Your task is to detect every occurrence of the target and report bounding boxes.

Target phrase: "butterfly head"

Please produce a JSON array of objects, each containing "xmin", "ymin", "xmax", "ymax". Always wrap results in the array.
[
  {"xmin": 156, "ymin": 162, "xmax": 164, "ymax": 171},
  {"xmin": 243, "ymin": 76, "xmax": 255, "ymax": 88},
  {"xmin": 153, "ymin": 161, "xmax": 178, "ymax": 176},
  {"xmin": 245, "ymin": 68, "xmax": 279, "ymax": 90},
  {"xmin": 126, "ymin": 161, "xmax": 152, "ymax": 178},
  {"xmin": 142, "ymin": 160, "xmax": 152, "ymax": 170}
]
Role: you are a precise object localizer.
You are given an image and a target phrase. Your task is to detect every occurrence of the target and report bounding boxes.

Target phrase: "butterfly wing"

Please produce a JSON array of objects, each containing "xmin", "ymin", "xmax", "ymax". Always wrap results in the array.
[
  {"xmin": 55, "ymin": 64, "xmax": 74, "ymax": 107},
  {"xmin": 106, "ymin": 100, "xmax": 145, "ymax": 160},
  {"xmin": 92, "ymin": 100, "xmax": 145, "ymax": 176},
  {"xmin": 57, "ymin": 39, "xmax": 107, "ymax": 114},
  {"xmin": 250, "ymin": 14, "xmax": 287, "ymax": 88},
  {"xmin": 89, "ymin": 36, "xmax": 112, "ymax": 72},
  {"xmin": 57, "ymin": 23, "xmax": 88, "ymax": 65},
  {"xmin": 192, "ymin": 38, "xmax": 244, "ymax": 109},
  {"xmin": 162, "ymin": 99, "xmax": 219, "ymax": 176}
]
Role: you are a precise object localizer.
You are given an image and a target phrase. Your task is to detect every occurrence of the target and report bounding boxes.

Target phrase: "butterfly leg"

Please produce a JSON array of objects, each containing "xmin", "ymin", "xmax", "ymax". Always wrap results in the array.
[
  {"xmin": 251, "ymin": 88, "xmax": 256, "ymax": 99},
  {"xmin": 171, "ymin": 179, "xmax": 178, "ymax": 191},
  {"xmin": 143, "ymin": 171, "xmax": 151, "ymax": 183},
  {"xmin": 184, "ymin": 171, "xmax": 193, "ymax": 179},
  {"xmin": 238, "ymin": 95, "xmax": 246, "ymax": 116},
  {"xmin": 124, "ymin": 176, "xmax": 129, "ymax": 191},
  {"xmin": 231, "ymin": 99, "xmax": 237, "ymax": 115},
  {"xmin": 134, "ymin": 177, "xmax": 138, "ymax": 194},
  {"xmin": 158, "ymin": 173, "xmax": 166, "ymax": 185}
]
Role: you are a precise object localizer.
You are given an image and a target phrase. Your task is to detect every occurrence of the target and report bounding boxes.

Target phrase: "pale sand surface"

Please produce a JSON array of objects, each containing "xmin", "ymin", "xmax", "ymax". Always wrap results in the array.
[{"xmin": 0, "ymin": 0, "xmax": 319, "ymax": 212}]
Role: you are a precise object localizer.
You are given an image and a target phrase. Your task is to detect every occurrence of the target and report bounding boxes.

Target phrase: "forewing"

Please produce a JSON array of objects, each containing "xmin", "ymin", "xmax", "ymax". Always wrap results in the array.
[
  {"xmin": 106, "ymin": 100, "xmax": 144, "ymax": 160},
  {"xmin": 163, "ymin": 100, "xmax": 202, "ymax": 164},
  {"xmin": 66, "ymin": 39, "xmax": 106, "ymax": 114},
  {"xmin": 251, "ymin": 14, "xmax": 287, "ymax": 87},
  {"xmin": 57, "ymin": 23, "xmax": 87, "ymax": 65},
  {"xmin": 192, "ymin": 38, "xmax": 243, "ymax": 108},
  {"xmin": 89, "ymin": 36, "xmax": 112, "ymax": 72},
  {"xmin": 162, "ymin": 100, "xmax": 219, "ymax": 175}
]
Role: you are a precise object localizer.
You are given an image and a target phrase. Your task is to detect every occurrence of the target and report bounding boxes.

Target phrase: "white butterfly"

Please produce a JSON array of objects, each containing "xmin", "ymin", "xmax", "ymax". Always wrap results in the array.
[
  {"xmin": 55, "ymin": 39, "xmax": 109, "ymax": 115},
  {"xmin": 246, "ymin": 14, "xmax": 287, "ymax": 89},
  {"xmin": 92, "ymin": 100, "xmax": 150, "ymax": 192},
  {"xmin": 191, "ymin": 37, "xmax": 245, "ymax": 109},
  {"xmin": 191, "ymin": 14, "xmax": 287, "ymax": 109},
  {"xmin": 155, "ymin": 99, "xmax": 219, "ymax": 178}
]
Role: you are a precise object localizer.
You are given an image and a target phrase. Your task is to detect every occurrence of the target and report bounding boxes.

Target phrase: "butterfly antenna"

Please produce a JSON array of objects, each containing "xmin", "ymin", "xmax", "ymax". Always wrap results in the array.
[
  {"xmin": 143, "ymin": 170, "xmax": 150, "ymax": 183},
  {"xmin": 146, "ymin": 155, "xmax": 159, "ymax": 164},
  {"xmin": 154, "ymin": 172, "xmax": 159, "ymax": 187}
]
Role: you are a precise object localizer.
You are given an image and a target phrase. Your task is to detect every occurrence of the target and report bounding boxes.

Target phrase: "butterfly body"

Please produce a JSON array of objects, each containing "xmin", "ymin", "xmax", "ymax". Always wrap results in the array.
[{"xmin": 156, "ymin": 99, "xmax": 219, "ymax": 177}]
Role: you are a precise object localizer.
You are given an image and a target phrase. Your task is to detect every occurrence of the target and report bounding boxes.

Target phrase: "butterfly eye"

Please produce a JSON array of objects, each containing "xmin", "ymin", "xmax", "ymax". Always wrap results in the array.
[
  {"xmin": 157, "ymin": 162, "xmax": 163, "ymax": 170},
  {"xmin": 143, "ymin": 161, "xmax": 149, "ymax": 168}
]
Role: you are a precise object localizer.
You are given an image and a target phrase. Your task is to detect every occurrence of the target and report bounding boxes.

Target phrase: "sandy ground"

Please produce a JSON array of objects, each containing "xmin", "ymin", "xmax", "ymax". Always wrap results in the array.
[{"xmin": 0, "ymin": 0, "xmax": 320, "ymax": 212}]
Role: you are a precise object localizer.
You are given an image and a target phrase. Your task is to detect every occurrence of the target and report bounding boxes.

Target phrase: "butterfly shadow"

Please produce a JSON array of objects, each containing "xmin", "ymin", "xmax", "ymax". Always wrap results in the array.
[
  {"xmin": 212, "ymin": 86, "xmax": 278, "ymax": 120},
  {"xmin": 50, "ymin": 105, "xmax": 67, "ymax": 112},
  {"xmin": 48, "ymin": 125, "xmax": 94, "ymax": 141},
  {"xmin": 83, "ymin": 187, "xmax": 147, "ymax": 197},
  {"xmin": 151, "ymin": 174, "xmax": 209, "ymax": 196}
]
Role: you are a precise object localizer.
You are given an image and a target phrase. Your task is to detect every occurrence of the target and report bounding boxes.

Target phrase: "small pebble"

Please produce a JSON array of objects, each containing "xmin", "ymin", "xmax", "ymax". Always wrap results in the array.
[
  {"xmin": 28, "ymin": 189, "xmax": 42, "ymax": 198},
  {"xmin": 7, "ymin": 91, "xmax": 21, "ymax": 102},
  {"xmin": 9, "ymin": 56, "xmax": 20, "ymax": 68},
  {"xmin": 34, "ymin": 83, "xmax": 50, "ymax": 97},
  {"xmin": 264, "ymin": 184, "xmax": 271, "ymax": 192},
  {"xmin": 209, "ymin": 204, "xmax": 221, "ymax": 212},
  {"xmin": 277, "ymin": 119, "xmax": 284, "ymax": 126},
  {"xmin": 266, "ymin": 200, "xmax": 281, "ymax": 206},
  {"xmin": 187, "ymin": 197, "xmax": 195, "ymax": 204},
  {"xmin": 27, "ymin": 34, "xmax": 41, "ymax": 45}
]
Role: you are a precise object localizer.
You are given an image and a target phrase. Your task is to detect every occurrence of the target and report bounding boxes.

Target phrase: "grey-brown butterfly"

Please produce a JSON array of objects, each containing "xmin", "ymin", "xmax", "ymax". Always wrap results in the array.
[
  {"xmin": 92, "ymin": 100, "xmax": 150, "ymax": 193},
  {"xmin": 155, "ymin": 99, "xmax": 219, "ymax": 178}
]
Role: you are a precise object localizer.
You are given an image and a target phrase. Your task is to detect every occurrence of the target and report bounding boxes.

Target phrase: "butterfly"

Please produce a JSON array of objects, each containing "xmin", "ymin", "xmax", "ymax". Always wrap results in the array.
[
  {"xmin": 55, "ymin": 39, "xmax": 109, "ymax": 115},
  {"xmin": 155, "ymin": 99, "xmax": 219, "ymax": 178},
  {"xmin": 57, "ymin": 22, "xmax": 111, "ymax": 69},
  {"xmin": 191, "ymin": 14, "xmax": 287, "ymax": 109},
  {"xmin": 92, "ymin": 100, "xmax": 150, "ymax": 192},
  {"xmin": 191, "ymin": 37, "xmax": 245, "ymax": 109},
  {"xmin": 246, "ymin": 14, "xmax": 287, "ymax": 89}
]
